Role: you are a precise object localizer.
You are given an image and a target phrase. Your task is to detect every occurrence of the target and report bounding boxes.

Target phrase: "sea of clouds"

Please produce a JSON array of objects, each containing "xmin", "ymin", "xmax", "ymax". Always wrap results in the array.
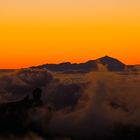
[{"xmin": 0, "ymin": 66, "xmax": 140, "ymax": 140}]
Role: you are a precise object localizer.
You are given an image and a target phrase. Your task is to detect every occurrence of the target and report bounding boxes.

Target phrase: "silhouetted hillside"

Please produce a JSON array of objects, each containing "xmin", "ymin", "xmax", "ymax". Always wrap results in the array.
[
  {"xmin": 33, "ymin": 56, "xmax": 126, "ymax": 72},
  {"xmin": 96, "ymin": 55, "xmax": 125, "ymax": 71}
]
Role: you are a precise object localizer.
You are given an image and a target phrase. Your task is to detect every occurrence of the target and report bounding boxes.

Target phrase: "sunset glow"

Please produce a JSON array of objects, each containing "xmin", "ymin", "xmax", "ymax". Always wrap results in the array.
[{"xmin": 0, "ymin": 0, "xmax": 140, "ymax": 68}]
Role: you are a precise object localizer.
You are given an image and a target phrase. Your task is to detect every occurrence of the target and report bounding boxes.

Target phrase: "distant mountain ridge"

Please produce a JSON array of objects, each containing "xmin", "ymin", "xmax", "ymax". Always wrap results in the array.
[{"xmin": 32, "ymin": 56, "xmax": 126, "ymax": 72}]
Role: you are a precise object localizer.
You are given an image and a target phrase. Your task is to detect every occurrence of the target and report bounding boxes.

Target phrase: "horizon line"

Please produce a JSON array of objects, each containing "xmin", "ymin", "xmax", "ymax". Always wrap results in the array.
[{"xmin": 0, "ymin": 56, "xmax": 140, "ymax": 70}]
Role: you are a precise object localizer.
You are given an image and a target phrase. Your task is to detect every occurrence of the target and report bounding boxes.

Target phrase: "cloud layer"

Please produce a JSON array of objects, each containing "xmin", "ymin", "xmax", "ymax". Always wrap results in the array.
[{"xmin": 0, "ymin": 67, "xmax": 140, "ymax": 139}]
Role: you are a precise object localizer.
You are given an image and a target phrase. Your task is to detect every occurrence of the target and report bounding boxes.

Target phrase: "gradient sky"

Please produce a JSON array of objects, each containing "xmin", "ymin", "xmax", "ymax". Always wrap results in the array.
[{"xmin": 0, "ymin": 0, "xmax": 140, "ymax": 68}]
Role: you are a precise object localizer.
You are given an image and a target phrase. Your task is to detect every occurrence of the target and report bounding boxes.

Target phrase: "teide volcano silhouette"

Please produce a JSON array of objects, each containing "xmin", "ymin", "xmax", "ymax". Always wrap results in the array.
[
  {"xmin": 96, "ymin": 56, "xmax": 125, "ymax": 71},
  {"xmin": 34, "ymin": 56, "xmax": 126, "ymax": 72}
]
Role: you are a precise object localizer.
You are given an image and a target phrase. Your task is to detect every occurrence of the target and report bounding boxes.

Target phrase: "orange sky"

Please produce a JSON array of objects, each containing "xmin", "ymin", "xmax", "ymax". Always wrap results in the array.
[{"xmin": 0, "ymin": 0, "xmax": 140, "ymax": 69}]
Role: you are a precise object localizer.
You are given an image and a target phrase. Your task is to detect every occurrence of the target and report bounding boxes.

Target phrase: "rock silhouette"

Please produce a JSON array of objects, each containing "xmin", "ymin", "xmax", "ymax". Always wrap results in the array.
[{"xmin": 0, "ymin": 88, "xmax": 43, "ymax": 136}]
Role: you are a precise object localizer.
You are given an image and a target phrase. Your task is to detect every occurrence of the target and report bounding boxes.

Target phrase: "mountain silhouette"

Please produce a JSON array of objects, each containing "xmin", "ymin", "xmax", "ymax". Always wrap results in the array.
[
  {"xmin": 34, "ymin": 56, "xmax": 126, "ymax": 72},
  {"xmin": 96, "ymin": 55, "xmax": 125, "ymax": 71}
]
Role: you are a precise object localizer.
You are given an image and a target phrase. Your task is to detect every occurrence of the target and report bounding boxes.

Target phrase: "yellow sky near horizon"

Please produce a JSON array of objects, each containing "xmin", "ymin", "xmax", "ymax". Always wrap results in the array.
[{"xmin": 0, "ymin": 0, "xmax": 140, "ymax": 68}]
